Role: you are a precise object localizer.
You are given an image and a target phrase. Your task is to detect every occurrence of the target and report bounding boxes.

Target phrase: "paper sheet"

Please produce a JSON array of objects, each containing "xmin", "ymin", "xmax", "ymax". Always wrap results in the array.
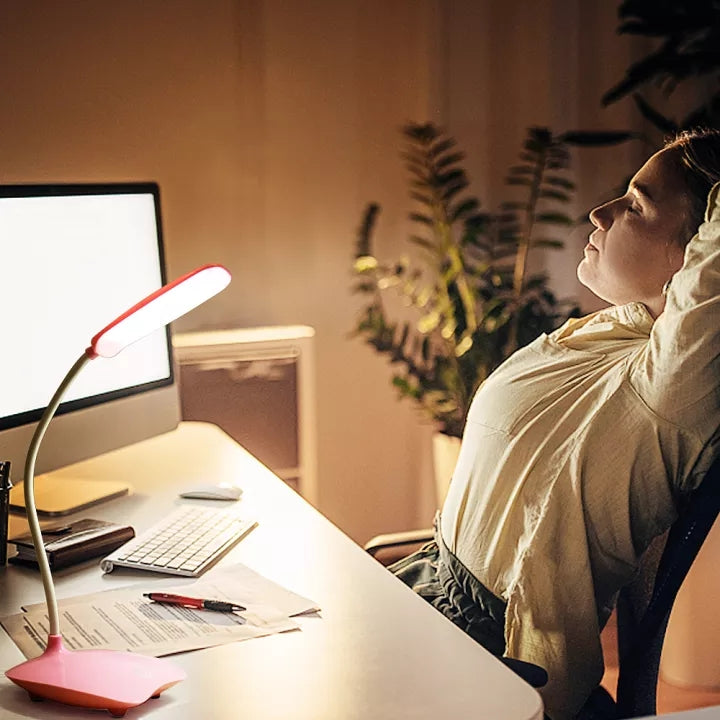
[{"xmin": 1, "ymin": 563, "xmax": 320, "ymax": 660}]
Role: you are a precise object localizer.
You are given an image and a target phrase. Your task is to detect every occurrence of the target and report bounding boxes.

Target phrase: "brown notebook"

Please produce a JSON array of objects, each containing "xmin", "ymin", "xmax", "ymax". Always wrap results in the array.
[{"xmin": 9, "ymin": 518, "xmax": 135, "ymax": 570}]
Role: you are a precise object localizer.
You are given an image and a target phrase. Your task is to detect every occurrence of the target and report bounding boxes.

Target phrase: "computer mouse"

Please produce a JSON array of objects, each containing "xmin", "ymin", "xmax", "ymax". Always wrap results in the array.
[{"xmin": 179, "ymin": 484, "xmax": 243, "ymax": 501}]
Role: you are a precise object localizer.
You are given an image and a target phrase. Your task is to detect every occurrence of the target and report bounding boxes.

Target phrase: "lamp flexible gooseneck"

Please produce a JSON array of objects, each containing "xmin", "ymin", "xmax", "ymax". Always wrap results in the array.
[
  {"xmin": 6, "ymin": 264, "xmax": 231, "ymax": 717},
  {"xmin": 23, "ymin": 353, "xmax": 90, "ymax": 637}
]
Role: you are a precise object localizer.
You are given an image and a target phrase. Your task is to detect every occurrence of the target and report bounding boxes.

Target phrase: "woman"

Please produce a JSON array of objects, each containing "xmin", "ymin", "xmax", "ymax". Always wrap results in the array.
[{"xmin": 391, "ymin": 128, "xmax": 720, "ymax": 720}]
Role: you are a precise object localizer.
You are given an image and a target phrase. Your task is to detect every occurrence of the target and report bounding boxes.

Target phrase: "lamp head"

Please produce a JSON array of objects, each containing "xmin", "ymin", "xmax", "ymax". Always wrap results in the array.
[{"xmin": 89, "ymin": 264, "xmax": 231, "ymax": 358}]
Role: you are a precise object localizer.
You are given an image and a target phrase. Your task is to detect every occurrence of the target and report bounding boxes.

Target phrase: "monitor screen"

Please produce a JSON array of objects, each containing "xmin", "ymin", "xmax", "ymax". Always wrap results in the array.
[{"xmin": 0, "ymin": 183, "xmax": 180, "ymax": 481}]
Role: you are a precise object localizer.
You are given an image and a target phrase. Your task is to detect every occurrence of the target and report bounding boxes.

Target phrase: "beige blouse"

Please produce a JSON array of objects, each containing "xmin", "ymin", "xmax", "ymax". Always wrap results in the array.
[{"xmin": 440, "ymin": 183, "xmax": 720, "ymax": 720}]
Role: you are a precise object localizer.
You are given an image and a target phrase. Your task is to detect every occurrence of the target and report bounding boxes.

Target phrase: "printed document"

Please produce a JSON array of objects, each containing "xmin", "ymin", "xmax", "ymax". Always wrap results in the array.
[{"xmin": 1, "ymin": 563, "xmax": 320, "ymax": 660}]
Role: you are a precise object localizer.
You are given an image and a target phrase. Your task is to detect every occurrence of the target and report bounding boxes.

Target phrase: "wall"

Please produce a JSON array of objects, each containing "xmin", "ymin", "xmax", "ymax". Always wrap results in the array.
[
  {"xmin": 438, "ymin": 0, "xmax": 649, "ymax": 310},
  {"xmin": 0, "ymin": 0, "xmax": 647, "ymax": 544}
]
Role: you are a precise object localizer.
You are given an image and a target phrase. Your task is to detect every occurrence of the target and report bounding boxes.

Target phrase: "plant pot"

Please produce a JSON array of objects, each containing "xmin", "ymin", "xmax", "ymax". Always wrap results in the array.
[{"xmin": 432, "ymin": 432, "xmax": 461, "ymax": 507}]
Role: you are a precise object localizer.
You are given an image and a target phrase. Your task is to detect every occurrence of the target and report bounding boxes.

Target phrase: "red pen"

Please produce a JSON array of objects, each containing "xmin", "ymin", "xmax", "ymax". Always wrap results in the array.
[{"xmin": 143, "ymin": 592, "xmax": 245, "ymax": 612}]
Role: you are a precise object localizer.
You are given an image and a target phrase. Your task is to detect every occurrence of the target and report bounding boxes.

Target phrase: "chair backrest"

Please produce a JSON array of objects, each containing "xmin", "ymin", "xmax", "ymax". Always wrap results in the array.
[{"xmin": 614, "ymin": 452, "xmax": 720, "ymax": 719}]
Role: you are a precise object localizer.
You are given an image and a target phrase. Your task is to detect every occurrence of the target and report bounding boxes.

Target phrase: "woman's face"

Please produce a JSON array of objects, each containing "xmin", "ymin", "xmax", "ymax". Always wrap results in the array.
[{"xmin": 578, "ymin": 149, "xmax": 690, "ymax": 318}]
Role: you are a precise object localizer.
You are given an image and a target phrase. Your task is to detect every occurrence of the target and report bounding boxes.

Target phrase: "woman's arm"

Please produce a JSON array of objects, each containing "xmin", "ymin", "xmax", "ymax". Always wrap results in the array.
[{"xmin": 629, "ymin": 182, "xmax": 720, "ymax": 465}]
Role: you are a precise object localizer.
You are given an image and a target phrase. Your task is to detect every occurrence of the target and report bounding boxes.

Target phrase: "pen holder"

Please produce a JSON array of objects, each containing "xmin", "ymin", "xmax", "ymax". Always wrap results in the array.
[{"xmin": 0, "ymin": 461, "xmax": 11, "ymax": 566}]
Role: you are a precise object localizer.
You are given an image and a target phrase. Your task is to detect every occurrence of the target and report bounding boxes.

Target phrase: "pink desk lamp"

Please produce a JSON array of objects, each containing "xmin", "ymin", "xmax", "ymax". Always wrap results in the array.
[{"xmin": 5, "ymin": 264, "xmax": 231, "ymax": 717}]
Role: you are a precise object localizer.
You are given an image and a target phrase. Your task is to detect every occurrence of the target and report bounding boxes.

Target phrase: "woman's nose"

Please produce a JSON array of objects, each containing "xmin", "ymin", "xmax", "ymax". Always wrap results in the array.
[{"xmin": 589, "ymin": 201, "xmax": 612, "ymax": 230}]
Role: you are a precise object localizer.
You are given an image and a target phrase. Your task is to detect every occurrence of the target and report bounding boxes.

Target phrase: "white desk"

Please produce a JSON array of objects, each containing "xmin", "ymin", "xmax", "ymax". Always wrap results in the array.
[{"xmin": 0, "ymin": 422, "xmax": 543, "ymax": 719}]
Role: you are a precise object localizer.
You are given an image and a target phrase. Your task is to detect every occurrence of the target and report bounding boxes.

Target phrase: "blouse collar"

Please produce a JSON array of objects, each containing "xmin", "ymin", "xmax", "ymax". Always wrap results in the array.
[{"xmin": 552, "ymin": 303, "xmax": 654, "ymax": 345}]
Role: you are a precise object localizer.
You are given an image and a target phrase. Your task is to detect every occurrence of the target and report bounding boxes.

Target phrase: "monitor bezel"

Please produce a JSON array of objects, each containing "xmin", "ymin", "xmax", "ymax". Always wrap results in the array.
[{"xmin": 0, "ymin": 181, "xmax": 174, "ymax": 432}]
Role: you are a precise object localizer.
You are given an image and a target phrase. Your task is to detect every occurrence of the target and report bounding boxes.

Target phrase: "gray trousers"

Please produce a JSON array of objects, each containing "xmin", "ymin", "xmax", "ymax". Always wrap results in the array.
[
  {"xmin": 388, "ymin": 520, "xmax": 616, "ymax": 720},
  {"xmin": 388, "ymin": 520, "xmax": 506, "ymax": 657}
]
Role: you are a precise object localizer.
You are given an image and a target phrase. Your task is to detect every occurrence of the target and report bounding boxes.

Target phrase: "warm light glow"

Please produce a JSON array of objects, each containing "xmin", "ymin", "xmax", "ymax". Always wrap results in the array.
[{"xmin": 90, "ymin": 265, "xmax": 231, "ymax": 358}]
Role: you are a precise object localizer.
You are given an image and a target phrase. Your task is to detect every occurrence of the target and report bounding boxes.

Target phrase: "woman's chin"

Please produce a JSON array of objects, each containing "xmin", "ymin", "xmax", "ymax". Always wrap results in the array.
[{"xmin": 576, "ymin": 262, "xmax": 595, "ymax": 294}]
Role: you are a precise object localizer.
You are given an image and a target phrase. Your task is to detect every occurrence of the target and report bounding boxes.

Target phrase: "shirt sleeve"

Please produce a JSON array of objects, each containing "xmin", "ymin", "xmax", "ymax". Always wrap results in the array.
[{"xmin": 628, "ymin": 181, "xmax": 720, "ymax": 476}]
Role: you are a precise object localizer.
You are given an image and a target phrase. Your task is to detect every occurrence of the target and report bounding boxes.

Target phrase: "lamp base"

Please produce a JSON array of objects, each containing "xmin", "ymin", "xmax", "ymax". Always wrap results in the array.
[{"xmin": 6, "ymin": 635, "xmax": 186, "ymax": 717}]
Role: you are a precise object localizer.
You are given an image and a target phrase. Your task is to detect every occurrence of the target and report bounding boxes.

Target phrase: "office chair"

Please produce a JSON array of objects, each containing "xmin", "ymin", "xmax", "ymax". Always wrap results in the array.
[
  {"xmin": 365, "ymin": 452, "xmax": 720, "ymax": 718},
  {"xmin": 599, "ymin": 451, "xmax": 720, "ymax": 719}
]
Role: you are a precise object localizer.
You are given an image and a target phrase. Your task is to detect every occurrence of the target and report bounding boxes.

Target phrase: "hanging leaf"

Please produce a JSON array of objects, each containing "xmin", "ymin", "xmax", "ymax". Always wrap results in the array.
[
  {"xmin": 353, "ymin": 255, "xmax": 378, "ymax": 272},
  {"xmin": 506, "ymin": 177, "xmax": 533, "ymax": 186},
  {"xmin": 417, "ymin": 310, "xmax": 441, "ymax": 334},
  {"xmin": 409, "ymin": 235, "xmax": 438, "ymax": 253},
  {"xmin": 450, "ymin": 198, "xmax": 480, "ymax": 222},
  {"xmin": 545, "ymin": 175, "xmax": 576, "ymax": 190},
  {"xmin": 539, "ymin": 189, "xmax": 571, "ymax": 202},
  {"xmin": 533, "ymin": 238, "xmax": 566, "ymax": 250},
  {"xmin": 409, "ymin": 191, "xmax": 433, "ymax": 205},
  {"xmin": 561, "ymin": 130, "xmax": 638, "ymax": 146},
  {"xmin": 455, "ymin": 335, "xmax": 473, "ymax": 357},
  {"xmin": 534, "ymin": 212, "xmax": 574, "ymax": 225},
  {"xmin": 436, "ymin": 151, "xmax": 465, "ymax": 169},
  {"xmin": 631, "ymin": 94, "xmax": 679, "ymax": 133},
  {"xmin": 442, "ymin": 182, "xmax": 470, "ymax": 203},
  {"xmin": 508, "ymin": 165, "xmax": 536, "ymax": 176},
  {"xmin": 429, "ymin": 138, "xmax": 457, "ymax": 158},
  {"xmin": 409, "ymin": 212, "xmax": 434, "ymax": 226}
]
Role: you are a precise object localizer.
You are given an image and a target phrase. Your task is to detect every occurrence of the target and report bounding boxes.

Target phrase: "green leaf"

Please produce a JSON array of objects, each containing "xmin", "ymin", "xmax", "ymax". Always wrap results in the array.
[
  {"xmin": 508, "ymin": 165, "xmax": 536, "ymax": 176},
  {"xmin": 409, "ymin": 212, "xmax": 434, "ymax": 226},
  {"xmin": 450, "ymin": 198, "xmax": 480, "ymax": 221},
  {"xmin": 353, "ymin": 255, "xmax": 378, "ymax": 272},
  {"xmin": 441, "ymin": 319, "xmax": 456, "ymax": 339},
  {"xmin": 455, "ymin": 335, "xmax": 473, "ymax": 357},
  {"xmin": 442, "ymin": 183, "xmax": 469, "ymax": 203},
  {"xmin": 351, "ymin": 281, "xmax": 377, "ymax": 294},
  {"xmin": 409, "ymin": 191, "xmax": 433, "ymax": 205},
  {"xmin": 354, "ymin": 203, "xmax": 380, "ymax": 257},
  {"xmin": 534, "ymin": 212, "xmax": 574, "ymax": 225},
  {"xmin": 378, "ymin": 275, "xmax": 401, "ymax": 290},
  {"xmin": 465, "ymin": 212, "xmax": 490, "ymax": 230},
  {"xmin": 532, "ymin": 238, "xmax": 566, "ymax": 250},
  {"xmin": 538, "ymin": 189, "xmax": 570, "ymax": 202},
  {"xmin": 403, "ymin": 122, "xmax": 440, "ymax": 144},
  {"xmin": 396, "ymin": 323, "xmax": 410, "ymax": 352},
  {"xmin": 436, "ymin": 151, "xmax": 465, "ymax": 169},
  {"xmin": 429, "ymin": 137, "xmax": 457, "ymax": 158},
  {"xmin": 438, "ymin": 168, "xmax": 466, "ymax": 185},
  {"xmin": 409, "ymin": 235, "xmax": 438, "ymax": 253},
  {"xmin": 601, "ymin": 41, "xmax": 678, "ymax": 106},
  {"xmin": 631, "ymin": 93, "xmax": 679, "ymax": 133},
  {"xmin": 506, "ymin": 177, "xmax": 532, "ymax": 187},
  {"xmin": 545, "ymin": 176, "xmax": 575, "ymax": 190},
  {"xmin": 421, "ymin": 336, "xmax": 430, "ymax": 363},
  {"xmin": 417, "ymin": 310, "xmax": 441, "ymax": 334},
  {"xmin": 560, "ymin": 130, "xmax": 638, "ymax": 146}
]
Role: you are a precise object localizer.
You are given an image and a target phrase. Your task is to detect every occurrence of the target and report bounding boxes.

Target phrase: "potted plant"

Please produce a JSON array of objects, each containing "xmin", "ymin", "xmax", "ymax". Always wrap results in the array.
[{"xmin": 350, "ymin": 123, "xmax": 579, "ymax": 498}]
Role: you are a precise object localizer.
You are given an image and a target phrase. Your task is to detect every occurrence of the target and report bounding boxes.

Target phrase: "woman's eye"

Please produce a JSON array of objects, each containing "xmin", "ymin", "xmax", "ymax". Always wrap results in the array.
[{"xmin": 626, "ymin": 204, "xmax": 640, "ymax": 215}]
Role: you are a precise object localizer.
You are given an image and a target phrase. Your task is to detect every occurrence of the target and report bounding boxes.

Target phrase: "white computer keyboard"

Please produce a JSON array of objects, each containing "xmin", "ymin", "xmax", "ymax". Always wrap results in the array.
[{"xmin": 100, "ymin": 505, "xmax": 257, "ymax": 577}]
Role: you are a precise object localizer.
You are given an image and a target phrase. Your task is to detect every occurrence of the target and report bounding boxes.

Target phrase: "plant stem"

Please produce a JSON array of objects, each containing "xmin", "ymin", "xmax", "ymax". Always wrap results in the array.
[{"xmin": 507, "ymin": 141, "xmax": 547, "ymax": 353}]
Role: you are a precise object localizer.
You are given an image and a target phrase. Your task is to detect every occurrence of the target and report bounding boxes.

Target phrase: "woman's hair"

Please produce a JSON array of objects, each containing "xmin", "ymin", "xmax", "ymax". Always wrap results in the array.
[{"xmin": 663, "ymin": 128, "xmax": 720, "ymax": 240}]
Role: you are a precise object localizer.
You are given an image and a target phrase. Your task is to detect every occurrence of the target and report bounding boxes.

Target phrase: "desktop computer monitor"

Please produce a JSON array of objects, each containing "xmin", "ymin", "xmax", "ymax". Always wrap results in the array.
[{"xmin": 0, "ymin": 182, "xmax": 180, "ymax": 486}]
